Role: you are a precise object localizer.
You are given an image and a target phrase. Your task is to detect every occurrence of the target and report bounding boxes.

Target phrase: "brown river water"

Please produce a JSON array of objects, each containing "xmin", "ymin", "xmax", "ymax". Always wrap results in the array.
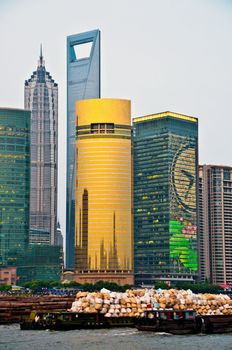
[{"xmin": 1, "ymin": 324, "xmax": 232, "ymax": 350}]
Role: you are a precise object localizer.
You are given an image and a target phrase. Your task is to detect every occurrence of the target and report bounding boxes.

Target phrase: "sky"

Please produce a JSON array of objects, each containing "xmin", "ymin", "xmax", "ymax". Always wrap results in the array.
[{"xmin": 0, "ymin": 0, "xmax": 232, "ymax": 246}]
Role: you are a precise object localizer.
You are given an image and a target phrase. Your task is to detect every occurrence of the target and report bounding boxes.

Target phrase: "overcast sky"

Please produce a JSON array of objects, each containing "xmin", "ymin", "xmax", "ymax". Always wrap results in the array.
[{"xmin": 0, "ymin": 0, "xmax": 232, "ymax": 243}]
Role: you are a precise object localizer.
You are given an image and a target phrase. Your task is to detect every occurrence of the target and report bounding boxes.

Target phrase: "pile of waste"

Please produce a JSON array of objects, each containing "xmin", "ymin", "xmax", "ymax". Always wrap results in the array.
[{"xmin": 69, "ymin": 288, "xmax": 232, "ymax": 317}]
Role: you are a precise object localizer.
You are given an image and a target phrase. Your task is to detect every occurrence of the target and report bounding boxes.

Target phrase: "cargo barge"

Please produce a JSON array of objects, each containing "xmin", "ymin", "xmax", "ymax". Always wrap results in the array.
[
  {"xmin": 20, "ymin": 311, "xmax": 135, "ymax": 330},
  {"xmin": 20, "ymin": 309, "xmax": 232, "ymax": 334}
]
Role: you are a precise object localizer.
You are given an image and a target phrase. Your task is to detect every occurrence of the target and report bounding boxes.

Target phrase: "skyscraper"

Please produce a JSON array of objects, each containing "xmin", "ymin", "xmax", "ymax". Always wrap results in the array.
[
  {"xmin": 24, "ymin": 47, "xmax": 58, "ymax": 245},
  {"xmin": 74, "ymin": 98, "xmax": 133, "ymax": 285},
  {"xmin": 199, "ymin": 165, "xmax": 232, "ymax": 285},
  {"xmin": 66, "ymin": 29, "xmax": 101, "ymax": 269},
  {"xmin": 0, "ymin": 108, "xmax": 30, "ymax": 264},
  {"xmin": 133, "ymin": 111, "xmax": 198, "ymax": 285}
]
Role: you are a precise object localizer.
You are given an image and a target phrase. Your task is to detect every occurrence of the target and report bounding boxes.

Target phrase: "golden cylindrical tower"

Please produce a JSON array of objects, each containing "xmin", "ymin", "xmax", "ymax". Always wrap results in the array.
[{"xmin": 75, "ymin": 98, "xmax": 133, "ymax": 285}]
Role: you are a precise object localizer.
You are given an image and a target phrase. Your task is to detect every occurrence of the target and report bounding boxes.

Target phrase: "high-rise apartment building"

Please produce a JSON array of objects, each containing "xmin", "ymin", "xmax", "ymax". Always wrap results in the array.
[
  {"xmin": 66, "ymin": 29, "xmax": 101, "ymax": 269},
  {"xmin": 0, "ymin": 108, "xmax": 30, "ymax": 264},
  {"xmin": 199, "ymin": 165, "xmax": 232, "ymax": 285},
  {"xmin": 24, "ymin": 48, "xmax": 58, "ymax": 245},
  {"xmin": 74, "ymin": 98, "xmax": 133, "ymax": 285},
  {"xmin": 133, "ymin": 112, "xmax": 198, "ymax": 285}
]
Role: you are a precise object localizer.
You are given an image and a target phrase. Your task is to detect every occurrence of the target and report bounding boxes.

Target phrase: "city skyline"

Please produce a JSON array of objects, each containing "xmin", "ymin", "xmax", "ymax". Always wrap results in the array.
[{"xmin": 0, "ymin": 0, "xmax": 231, "ymax": 246}]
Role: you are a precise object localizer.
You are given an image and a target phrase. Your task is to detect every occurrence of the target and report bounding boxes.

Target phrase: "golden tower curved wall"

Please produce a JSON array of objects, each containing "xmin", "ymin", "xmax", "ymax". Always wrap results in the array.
[{"xmin": 75, "ymin": 98, "xmax": 133, "ymax": 284}]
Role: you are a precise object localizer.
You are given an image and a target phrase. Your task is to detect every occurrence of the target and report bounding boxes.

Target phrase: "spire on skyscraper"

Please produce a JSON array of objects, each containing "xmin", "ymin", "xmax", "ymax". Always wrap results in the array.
[
  {"xmin": 40, "ymin": 44, "xmax": 43, "ymax": 64},
  {"xmin": 38, "ymin": 44, "xmax": 44, "ymax": 67}
]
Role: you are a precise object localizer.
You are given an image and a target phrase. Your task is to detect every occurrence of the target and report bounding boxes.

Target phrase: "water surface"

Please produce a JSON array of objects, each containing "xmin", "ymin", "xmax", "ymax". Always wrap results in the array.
[{"xmin": 1, "ymin": 324, "xmax": 232, "ymax": 350}]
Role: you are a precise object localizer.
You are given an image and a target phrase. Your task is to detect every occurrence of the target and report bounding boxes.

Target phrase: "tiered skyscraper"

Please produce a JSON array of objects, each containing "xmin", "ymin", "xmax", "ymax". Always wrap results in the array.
[
  {"xmin": 66, "ymin": 30, "xmax": 101, "ymax": 269},
  {"xmin": 24, "ymin": 47, "xmax": 58, "ymax": 245},
  {"xmin": 199, "ymin": 165, "xmax": 232, "ymax": 286},
  {"xmin": 133, "ymin": 112, "xmax": 198, "ymax": 285}
]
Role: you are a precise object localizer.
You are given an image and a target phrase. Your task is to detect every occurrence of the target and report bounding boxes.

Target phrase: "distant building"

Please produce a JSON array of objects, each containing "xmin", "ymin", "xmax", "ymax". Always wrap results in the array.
[
  {"xmin": 74, "ymin": 98, "xmax": 133, "ymax": 285},
  {"xmin": 56, "ymin": 222, "xmax": 63, "ymax": 247},
  {"xmin": 133, "ymin": 112, "xmax": 198, "ymax": 285},
  {"xmin": 0, "ymin": 108, "xmax": 30, "ymax": 265},
  {"xmin": 17, "ymin": 245, "xmax": 62, "ymax": 283},
  {"xmin": 199, "ymin": 165, "xmax": 232, "ymax": 285},
  {"xmin": 29, "ymin": 228, "xmax": 50, "ymax": 245},
  {"xmin": 24, "ymin": 47, "xmax": 58, "ymax": 245},
  {"xmin": 66, "ymin": 30, "xmax": 101, "ymax": 269}
]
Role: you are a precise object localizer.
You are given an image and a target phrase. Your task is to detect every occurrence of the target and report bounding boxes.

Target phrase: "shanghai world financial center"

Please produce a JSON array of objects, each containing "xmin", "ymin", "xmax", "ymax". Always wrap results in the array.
[{"xmin": 66, "ymin": 30, "xmax": 101, "ymax": 269}]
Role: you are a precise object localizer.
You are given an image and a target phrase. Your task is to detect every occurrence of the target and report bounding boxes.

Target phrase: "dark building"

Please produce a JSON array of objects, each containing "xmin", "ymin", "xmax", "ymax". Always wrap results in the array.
[
  {"xmin": 133, "ymin": 111, "xmax": 198, "ymax": 285},
  {"xmin": 0, "ymin": 108, "xmax": 30, "ymax": 265}
]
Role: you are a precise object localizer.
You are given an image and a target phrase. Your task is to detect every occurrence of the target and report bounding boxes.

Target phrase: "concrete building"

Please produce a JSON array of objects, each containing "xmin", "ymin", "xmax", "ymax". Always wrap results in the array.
[
  {"xmin": 133, "ymin": 112, "xmax": 198, "ymax": 285},
  {"xmin": 66, "ymin": 30, "xmax": 101, "ymax": 269},
  {"xmin": 199, "ymin": 165, "xmax": 232, "ymax": 286},
  {"xmin": 74, "ymin": 98, "xmax": 133, "ymax": 285},
  {"xmin": 0, "ymin": 108, "xmax": 30, "ymax": 265},
  {"xmin": 24, "ymin": 47, "xmax": 58, "ymax": 245}
]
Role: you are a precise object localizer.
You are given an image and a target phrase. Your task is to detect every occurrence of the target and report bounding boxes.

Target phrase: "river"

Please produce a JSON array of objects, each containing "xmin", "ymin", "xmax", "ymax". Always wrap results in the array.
[{"xmin": 1, "ymin": 324, "xmax": 232, "ymax": 350}]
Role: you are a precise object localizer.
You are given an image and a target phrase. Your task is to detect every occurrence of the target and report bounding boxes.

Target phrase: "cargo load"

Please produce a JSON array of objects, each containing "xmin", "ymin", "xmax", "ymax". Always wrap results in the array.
[{"xmin": 69, "ymin": 288, "xmax": 232, "ymax": 317}]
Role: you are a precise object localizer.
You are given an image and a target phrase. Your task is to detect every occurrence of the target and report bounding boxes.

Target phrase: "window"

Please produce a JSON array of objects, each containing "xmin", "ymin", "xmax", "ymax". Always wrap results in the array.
[{"xmin": 91, "ymin": 123, "xmax": 114, "ymax": 134}]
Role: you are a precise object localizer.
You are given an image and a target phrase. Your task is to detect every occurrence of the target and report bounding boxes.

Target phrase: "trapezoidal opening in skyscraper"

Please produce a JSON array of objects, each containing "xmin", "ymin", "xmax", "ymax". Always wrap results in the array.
[{"xmin": 72, "ymin": 42, "xmax": 93, "ymax": 61}]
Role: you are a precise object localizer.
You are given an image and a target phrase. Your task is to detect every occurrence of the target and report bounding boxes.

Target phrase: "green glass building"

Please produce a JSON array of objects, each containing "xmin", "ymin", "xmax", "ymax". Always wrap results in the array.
[
  {"xmin": 133, "ymin": 112, "xmax": 198, "ymax": 285},
  {"xmin": 0, "ymin": 108, "xmax": 30, "ymax": 265},
  {"xmin": 17, "ymin": 245, "xmax": 62, "ymax": 283}
]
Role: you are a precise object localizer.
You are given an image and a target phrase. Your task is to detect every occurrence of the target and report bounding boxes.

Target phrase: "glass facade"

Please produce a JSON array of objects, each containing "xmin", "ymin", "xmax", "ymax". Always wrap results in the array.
[
  {"xmin": 66, "ymin": 30, "xmax": 101, "ymax": 269},
  {"xmin": 24, "ymin": 50, "xmax": 58, "ymax": 245},
  {"xmin": 29, "ymin": 228, "xmax": 50, "ymax": 245},
  {"xmin": 0, "ymin": 108, "xmax": 30, "ymax": 265},
  {"xmin": 133, "ymin": 112, "xmax": 198, "ymax": 285},
  {"xmin": 75, "ymin": 99, "xmax": 133, "ymax": 285},
  {"xmin": 17, "ymin": 245, "xmax": 62, "ymax": 283}
]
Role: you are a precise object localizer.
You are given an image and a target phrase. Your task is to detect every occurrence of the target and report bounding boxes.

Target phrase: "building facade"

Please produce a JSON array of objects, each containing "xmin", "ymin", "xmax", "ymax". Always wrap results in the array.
[
  {"xmin": 24, "ymin": 48, "xmax": 58, "ymax": 245},
  {"xmin": 29, "ymin": 228, "xmax": 50, "ymax": 245},
  {"xmin": 66, "ymin": 29, "xmax": 101, "ymax": 269},
  {"xmin": 74, "ymin": 98, "xmax": 133, "ymax": 285},
  {"xmin": 133, "ymin": 112, "xmax": 198, "ymax": 285},
  {"xmin": 199, "ymin": 165, "xmax": 232, "ymax": 285},
  {"xmin": 0, "ymin": 266, "xmax": 17, "ymax": 285},
  {"xmin": 0, "ymin": 108, "xmax": 30, "ymax": 265},
  {"xmin": 17, "ymin": 244, "xmax": 62, "ymax": 283}
]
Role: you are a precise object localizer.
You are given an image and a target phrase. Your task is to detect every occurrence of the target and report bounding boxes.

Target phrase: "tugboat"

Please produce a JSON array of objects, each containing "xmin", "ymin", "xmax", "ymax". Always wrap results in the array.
[
  {"xmin": 136, "ymin": 310, "xmax": 202, "ymax": 335},
  {"xmin": 202, "ymin": 314, "xmax": 232, "ymax": 334},
  {"xmin": 20, "ymin": 311, "xmax": 50, "ymax": 330}
]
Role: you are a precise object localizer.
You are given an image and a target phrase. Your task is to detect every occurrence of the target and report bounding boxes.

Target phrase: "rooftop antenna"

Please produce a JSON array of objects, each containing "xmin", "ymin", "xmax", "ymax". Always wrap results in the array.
[{"xmin": 39, "ymin": 43, "xmax": 43, "ymax": 66}]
